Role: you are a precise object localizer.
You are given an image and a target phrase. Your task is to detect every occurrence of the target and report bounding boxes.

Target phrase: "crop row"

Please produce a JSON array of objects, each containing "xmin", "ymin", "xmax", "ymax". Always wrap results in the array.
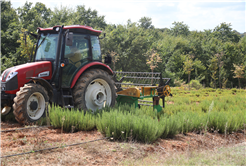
[{"xmin": 48, "ymin": 88, "xmax": 245, "ymax": 143}]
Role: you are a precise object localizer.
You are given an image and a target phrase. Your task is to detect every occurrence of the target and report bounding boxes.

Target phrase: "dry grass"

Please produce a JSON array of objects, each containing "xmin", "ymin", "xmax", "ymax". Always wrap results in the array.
[
  {"xmin": 121, "ymin": 142, "xmax": 246, "ymax": 165},
  {"xmin": 1, "ymin": 128, "xmax": 245, "ymax": 165}
]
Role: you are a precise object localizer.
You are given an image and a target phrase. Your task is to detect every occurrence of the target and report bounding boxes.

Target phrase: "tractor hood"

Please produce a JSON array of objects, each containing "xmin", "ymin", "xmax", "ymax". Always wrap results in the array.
[{"xmin": 1, "ymin": 61, "xmax": 52, "ymax": 94}]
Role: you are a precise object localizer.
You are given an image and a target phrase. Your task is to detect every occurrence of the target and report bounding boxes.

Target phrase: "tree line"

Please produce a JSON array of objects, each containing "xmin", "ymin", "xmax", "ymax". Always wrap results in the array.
[{"xmin": 1, "ymin": 1, "xmax": 246, "ymax": 88}]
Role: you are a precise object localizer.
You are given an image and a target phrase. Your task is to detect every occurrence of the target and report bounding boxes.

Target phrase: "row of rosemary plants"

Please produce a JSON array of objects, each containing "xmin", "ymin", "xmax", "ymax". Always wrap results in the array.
[
  {"xmin": 2, "ymin": 88, "xmax": 244, "ymax": 144},
  {"xmin": 48, "ymin": 88, "xmax": 245, "ymax": 143}
]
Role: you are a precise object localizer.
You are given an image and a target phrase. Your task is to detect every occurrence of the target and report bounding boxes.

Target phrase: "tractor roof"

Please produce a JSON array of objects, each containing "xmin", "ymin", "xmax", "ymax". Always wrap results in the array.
[{"xmin": 37, "ymin": 25, "xmax": 102, "ymax": 36}]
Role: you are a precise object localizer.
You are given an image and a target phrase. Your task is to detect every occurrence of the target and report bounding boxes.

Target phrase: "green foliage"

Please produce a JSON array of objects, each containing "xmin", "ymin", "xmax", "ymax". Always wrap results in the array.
[
  {"xmin": 17, "ymin": 28, "xmax": 34, "ymax": 59},
  {"xmin": 159, "ymin": 116, "xmax": 180, "ymax": 138},
  {"xmin": 1, "ymin": 0, "xmax": 22, "ymax": 72},
  {"xmin": 138, "ymin": 17, "xmax": 154, "ymax": 29},
  {"xmin": 49, "ymin": 106, "xmax": 96, "ymax": 132},
  {"xmin": 45, "ymin": 88, "xmax": 245, "ymax": 144},
  {"xmin": 101, "ymin": 22, "xmax": 153, "ymax": 72},
  {"xmin": 170, "ymin": 21, "xmax": 190, "ymax": 37},
  {"xmin": 17, "ymin": 2, "xmax": 52, "ymax": 32},
  {"xmin": 189, "ymin": 80, "xmax": 203, "ymax": 90},
  {"xmin": 96, "ymin": 107, "xmax": 163, "ymax": 143},
  {"xmin": 1, "ymin": 0, "xmax": 246, "ymax": 89}
]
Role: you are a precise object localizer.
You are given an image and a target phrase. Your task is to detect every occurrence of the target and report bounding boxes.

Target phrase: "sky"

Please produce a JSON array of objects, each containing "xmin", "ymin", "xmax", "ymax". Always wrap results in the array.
[{"xmin": 11, "ymin": 0, "xmax": 246, "ymax": 33}]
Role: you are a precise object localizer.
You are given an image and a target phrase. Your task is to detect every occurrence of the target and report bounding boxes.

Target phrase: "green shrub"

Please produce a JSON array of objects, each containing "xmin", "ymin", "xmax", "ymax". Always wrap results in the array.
[
  {"xmin": 96, "ymin": 108, "xmax": 163, "ymax": 143},
  {"xmin": 202, "ymin": 88, "xmax": 216, "ymax": 92},
  {"xmin": 207, "ymin": 110, "xmax": 245, "ymax": 134},
  {"xmin": 45, "ymin": 88, "xmax": 245, "ymax": 143},
  {"xmin": 159, "ymin": 116, "xmax": 179, "ymax": 138},
  {"xmin": 231, "ymin": 88, "xmax": 237, "ymax": 93},
  {"xmin": 189, "ymin": 80, "xmax": 202, "ymax": 90},
  {"xmin": 49, "ymin": 106, "xmax": 96, "ymax": 132}
]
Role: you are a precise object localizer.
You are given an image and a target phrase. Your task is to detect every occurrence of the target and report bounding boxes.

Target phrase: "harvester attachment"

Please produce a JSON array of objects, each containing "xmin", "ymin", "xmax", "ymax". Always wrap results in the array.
[{"xmin": 113, "ymin": 72, "xmax": 172, "ymax": 112}]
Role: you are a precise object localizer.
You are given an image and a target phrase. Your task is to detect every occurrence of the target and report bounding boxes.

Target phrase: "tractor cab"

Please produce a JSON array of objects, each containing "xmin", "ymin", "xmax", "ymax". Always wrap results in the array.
[{"xmin": 35, "ymin": 25, "xmax": 103, "ymax": 87}]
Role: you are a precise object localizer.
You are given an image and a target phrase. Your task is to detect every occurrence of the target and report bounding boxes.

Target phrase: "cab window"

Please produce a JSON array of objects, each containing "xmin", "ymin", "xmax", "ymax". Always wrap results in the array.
[{"xmin": 91, "ymin": 35, "xmax": 101, "ymax": 61}]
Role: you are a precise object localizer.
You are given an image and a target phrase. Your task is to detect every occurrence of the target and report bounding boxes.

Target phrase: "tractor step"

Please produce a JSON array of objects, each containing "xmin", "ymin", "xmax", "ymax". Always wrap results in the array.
[{"xmin": 60, "ymin": 88, "xmax": 74, "ymax": 108}]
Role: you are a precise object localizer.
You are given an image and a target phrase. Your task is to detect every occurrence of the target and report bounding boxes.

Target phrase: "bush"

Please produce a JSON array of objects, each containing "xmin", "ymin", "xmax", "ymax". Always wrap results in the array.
[
  {"xmin": 231, "ymin": 88, "xmax": 237, "ymax": 93},
  {"xmin": 49, "ymin": 106, "xmax": 96, "ymax": 132},
  {"xmin": 96, "ymin": 108, "xmax": 164, "ymax": 143},
  {"xmin": 189, "ymin": 80, "xmax": 202, "ymax": 90},
  {"xmin": 159, "ymin": 116, "xmax": 179, "ymax": 138},
  {"xmin": 207, "ymin": 110, "xmax": 245, "ymax": 134},
  {"xmin": 174, "ymin": 78, "xmax": 186, "ymax": 87},
  {"xmin": 45, "ymin": 88, "xmax": 245, "ymax": 143}
]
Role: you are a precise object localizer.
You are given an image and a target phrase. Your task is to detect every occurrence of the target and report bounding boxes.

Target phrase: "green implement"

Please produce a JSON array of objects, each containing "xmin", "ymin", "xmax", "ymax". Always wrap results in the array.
[{"xmin": 113, "ymin": 72, "xmax": 172, "ymax": 112}]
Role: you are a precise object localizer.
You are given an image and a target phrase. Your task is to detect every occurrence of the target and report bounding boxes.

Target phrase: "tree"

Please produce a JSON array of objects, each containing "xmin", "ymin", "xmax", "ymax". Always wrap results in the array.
[
  {"xmin": 232, "ymin": 64, "xmax": 245, "ymax": 89},
  {"xmin": 170, "ymin": 21, "xmax": 190, "ymax": 37},
  {"xmin": 108, "ymin": 51, "xmax": 119, "ymax": 71},
  {"xmin": 72, "ymin": 5, "xmax": 107, "ymax": 29},
  {"xmin": 215, "ymin": 52, "xmax": 224, "ymax": 89},
  {"xmin": 1, "ymin": 0, "xmax": 21, "ymax": 71},
  {"xmin": 212, "ymin": 22, "xmax": 240, "ymax": 43},
  {"xmin": 209, "ymin": 56, "xmax": 218, "ymax": 88},
  {"xmin": 146, "ymin": 49, "xmax": 162, "ymax": 84},
  {"xmin": 101, "ymin": 22, "xmax": 153, "ymax": 72},
  {"xmin": 17, "ymin": 28, "xmax": 35, "ymax": 60},
  {"xmin": 48, "ymin": 5, "xmax": 73, "ymax": 26},
  {"xmin": 17, "ymin": 2, "xmax": 51, "ymax": 32},
  {"xmin": 138, "ymin": 17, "xmax": 154, "ymax": 29},
  {"xmin": 182, "ymin": 54, "xmax": 194, "ymax": 90}
]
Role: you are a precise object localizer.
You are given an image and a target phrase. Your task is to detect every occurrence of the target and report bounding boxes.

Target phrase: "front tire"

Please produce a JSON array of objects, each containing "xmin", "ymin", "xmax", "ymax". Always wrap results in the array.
[
  {"xmin": 73, "ymin": 69, "xmax": 116, "ymax": 112},
  {"xmin": 13, "ymin": 83, "xmax": 49, "ymax": 124}
]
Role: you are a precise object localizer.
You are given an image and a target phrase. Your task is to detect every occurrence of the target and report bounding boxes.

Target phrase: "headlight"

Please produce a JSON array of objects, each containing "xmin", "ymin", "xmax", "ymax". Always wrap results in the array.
[{"xmin": 6, "ymin": 72, "xmax": 18, "ymax": 82}]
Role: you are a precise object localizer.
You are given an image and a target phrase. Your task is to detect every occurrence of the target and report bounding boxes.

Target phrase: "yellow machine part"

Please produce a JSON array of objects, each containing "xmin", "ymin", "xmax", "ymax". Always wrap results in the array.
[
  {"xmin": 162, "ymin": 85, "xmax": 171, "ymax": 97},
  {"xmin": 141, "ymin": 86, "xmax": 158, "ymax": 96},
  {"xmin": 117, "ymin": 88, "xmax": 141, "ymax": 98}
]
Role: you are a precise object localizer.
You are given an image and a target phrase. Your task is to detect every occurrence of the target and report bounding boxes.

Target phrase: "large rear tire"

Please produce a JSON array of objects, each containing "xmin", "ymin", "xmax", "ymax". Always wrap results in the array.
[
  {"xmin": 13, "ymin": 83, "xmax": 49, "ymax": 124},
  {"xmin": 73, "ymin": 69, "xmax": 116, "ymax": 112}
]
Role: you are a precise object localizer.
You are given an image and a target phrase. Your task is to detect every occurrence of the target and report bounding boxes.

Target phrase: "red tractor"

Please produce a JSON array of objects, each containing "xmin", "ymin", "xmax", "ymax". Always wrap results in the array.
[{"xmin": 1, "ymin": 25, "xmax": 116, "ymax": 124}]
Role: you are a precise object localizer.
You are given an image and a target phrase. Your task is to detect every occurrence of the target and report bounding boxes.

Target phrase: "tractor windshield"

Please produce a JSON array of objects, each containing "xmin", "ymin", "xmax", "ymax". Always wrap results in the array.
[{"xmin": 35, "ymin": 33, "xmax": 58, "ymax": 61}]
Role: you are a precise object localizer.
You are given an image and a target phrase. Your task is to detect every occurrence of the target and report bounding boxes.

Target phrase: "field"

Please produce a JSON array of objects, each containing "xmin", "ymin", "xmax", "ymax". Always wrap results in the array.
[{"xmin": 1, "ymin": 88, "xmax": 245, "ymax": 165}]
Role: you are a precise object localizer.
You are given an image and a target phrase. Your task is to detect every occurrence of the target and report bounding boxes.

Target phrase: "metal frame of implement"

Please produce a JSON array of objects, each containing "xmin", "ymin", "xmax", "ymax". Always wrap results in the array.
[{"xmin": 113, "ymin": 72, "xmax": 172, "ymax": 112}]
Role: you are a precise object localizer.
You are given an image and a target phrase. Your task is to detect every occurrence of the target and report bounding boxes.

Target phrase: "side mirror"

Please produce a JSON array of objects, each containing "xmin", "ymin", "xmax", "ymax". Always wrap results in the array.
[
  {"xmin": 99, "ymin": 33, "xmax": 106, "ymax": 39},
  {"xmin": 104, "ymin": 53, "xmax": 112, "ymax": 64},
  {"xmin": 66, "ymin": 32, "xmax": 73, "ymax": 46}
]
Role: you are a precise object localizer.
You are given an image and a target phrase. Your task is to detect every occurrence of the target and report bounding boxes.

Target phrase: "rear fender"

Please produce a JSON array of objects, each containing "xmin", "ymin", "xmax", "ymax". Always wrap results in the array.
[
  {"xmin": 70, "ymin": 62, "xmax": 113, "ymax": 88},
  {"xmin": 28, "ymin": 77, "xmax": 53, "ymax": 101}
]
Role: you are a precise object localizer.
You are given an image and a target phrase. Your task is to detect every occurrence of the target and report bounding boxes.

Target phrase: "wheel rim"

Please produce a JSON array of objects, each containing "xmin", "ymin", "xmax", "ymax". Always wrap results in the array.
[
  {"xmin": 26, "ymin": 92, "xmax": 46, "ymax": 120},
  {"xmin": 85, "ymin": 78, "xmax": 112, "ymax": 112}
]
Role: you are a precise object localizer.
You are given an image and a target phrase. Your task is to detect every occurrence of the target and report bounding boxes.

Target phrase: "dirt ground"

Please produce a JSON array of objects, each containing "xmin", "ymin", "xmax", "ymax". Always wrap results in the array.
[{"xmin": 1, "ymin": 121, "xmax": 245, "ymax": 165}]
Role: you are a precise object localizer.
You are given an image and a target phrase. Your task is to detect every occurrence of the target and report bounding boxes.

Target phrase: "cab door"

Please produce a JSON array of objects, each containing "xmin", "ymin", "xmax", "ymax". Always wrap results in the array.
[{"xmin": 61, "ymin": 34, "xmax": 90, "ymax": 87}]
